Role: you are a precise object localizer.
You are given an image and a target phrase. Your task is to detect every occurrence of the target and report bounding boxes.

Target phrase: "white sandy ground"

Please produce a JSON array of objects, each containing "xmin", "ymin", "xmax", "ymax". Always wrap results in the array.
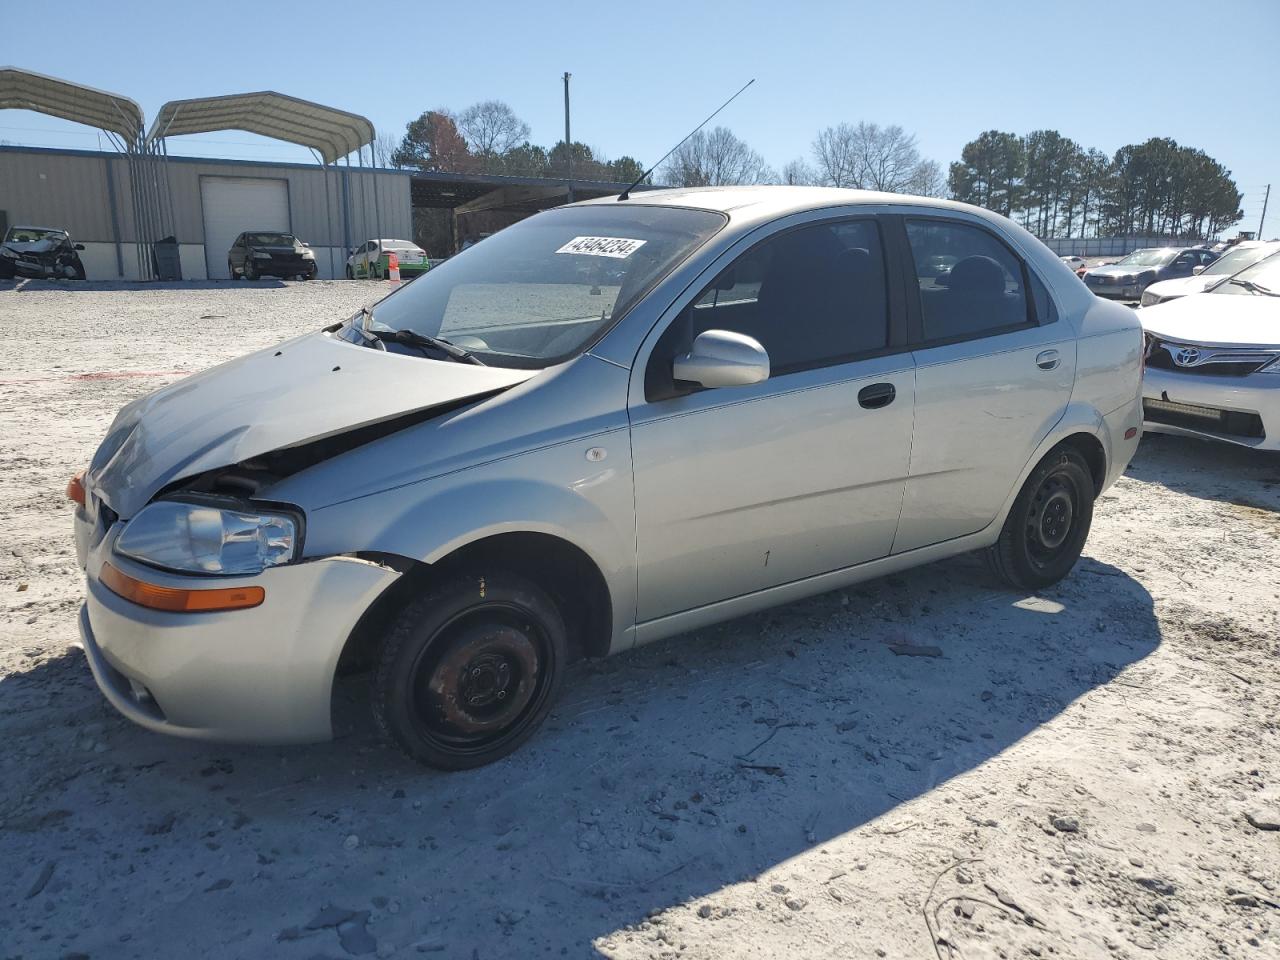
[{"xmin": 0, "ymin": 280, "xmax": 1277, "ymax": 960}]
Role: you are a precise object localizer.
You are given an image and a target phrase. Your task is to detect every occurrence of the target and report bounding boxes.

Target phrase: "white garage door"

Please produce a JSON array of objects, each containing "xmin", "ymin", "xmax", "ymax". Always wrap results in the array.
[{"xmin": 201, "ymin": 177, "xmax": 290, "ymax": 279}]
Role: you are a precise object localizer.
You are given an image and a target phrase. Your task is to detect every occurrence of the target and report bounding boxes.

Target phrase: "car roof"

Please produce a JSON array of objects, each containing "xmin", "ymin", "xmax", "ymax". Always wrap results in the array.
[
  {"xmin": 10, "ymin": 225, "xmax": 67, "ymax": 232},
  {"xmin": 576, "ymin": 184, "xmax": 992, "ymax": 220}
]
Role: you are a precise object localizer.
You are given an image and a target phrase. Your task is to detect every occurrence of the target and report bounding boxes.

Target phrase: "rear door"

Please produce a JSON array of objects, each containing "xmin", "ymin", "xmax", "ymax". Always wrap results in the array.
[
  {"xmin": 629, "ymin": 214, "xmax": 916, "ymax": 621},
  {"xmin": 892, "ymin": 215, "xmax": 1075, "ymax": 553}
]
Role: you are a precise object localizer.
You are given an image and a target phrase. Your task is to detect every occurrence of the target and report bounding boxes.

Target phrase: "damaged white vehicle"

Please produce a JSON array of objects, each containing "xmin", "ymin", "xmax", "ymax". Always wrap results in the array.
[{"xmin": 73, "ymin": 187, "xmax": 1143, "ymax": 769}]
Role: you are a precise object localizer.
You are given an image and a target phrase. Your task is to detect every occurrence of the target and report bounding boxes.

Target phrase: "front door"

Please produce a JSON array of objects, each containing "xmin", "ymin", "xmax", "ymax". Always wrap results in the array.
[
  {"xmin": 892, "ymin": 216, "xmax": 1077, "ymax": 552},
  {"xmin": 629, "ymin": 216, "xmax": 916, "ymax": 622}
]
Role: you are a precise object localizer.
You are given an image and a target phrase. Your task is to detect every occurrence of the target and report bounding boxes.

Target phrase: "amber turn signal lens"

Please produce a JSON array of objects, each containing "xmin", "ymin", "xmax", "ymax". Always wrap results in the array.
[
  {"xmin": 67, "ymin": 470, "xmax": 86, "ymax": 507},
  {"xmin": 99, "ymin": 562, "xmax": 265, "ymax": 613}
]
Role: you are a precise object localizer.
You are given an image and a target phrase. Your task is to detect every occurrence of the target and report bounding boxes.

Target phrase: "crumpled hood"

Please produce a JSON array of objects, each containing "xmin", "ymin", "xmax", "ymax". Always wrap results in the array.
[
  {"xmin": 88, "ymin": 330, "xmax": 536, "ymax": 518},
  {"xmin": 1139, "ymin": 292, "xmax": 1280, "ymax": 349}
]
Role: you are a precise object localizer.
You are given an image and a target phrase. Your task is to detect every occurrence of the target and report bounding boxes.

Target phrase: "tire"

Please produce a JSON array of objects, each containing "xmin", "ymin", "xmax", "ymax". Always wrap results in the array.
[
  {"xmin": 986, "ymin": 445, "xmax": 1095, "ymax": 591},
  {"xmin": 229, "ymin": 261, "xmax": 238, "ymax": 280},
  {"xmin": 373, "ymin": 571, "xmax": 567, "ymax": 770},
  {"xmin": 245, "ymin": 261, "xmax": 258, "ymax": 280}
]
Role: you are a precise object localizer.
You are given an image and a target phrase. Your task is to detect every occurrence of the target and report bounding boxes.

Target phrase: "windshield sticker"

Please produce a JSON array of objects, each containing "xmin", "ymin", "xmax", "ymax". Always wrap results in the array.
[{"xmin": 555, "ymin": 236, "xmax": 647, "ymax": 259}]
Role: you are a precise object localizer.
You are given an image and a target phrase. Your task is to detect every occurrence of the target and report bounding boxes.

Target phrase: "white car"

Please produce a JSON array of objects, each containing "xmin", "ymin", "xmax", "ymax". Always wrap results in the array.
[
  {"xmin": 1061, "ymin": 255, "xmax": 1086, "ymax": 272},
  {"xmin": 1140, "ymin": 240, "xmax": 1280, "ymax": 306},
  {"xmin": 1141, "ymin": 249, "xmax": 1280, "ymax": 450},
  {"xmin": 346, "ymin": 239, "xmax": 429, "ymax": 280}
]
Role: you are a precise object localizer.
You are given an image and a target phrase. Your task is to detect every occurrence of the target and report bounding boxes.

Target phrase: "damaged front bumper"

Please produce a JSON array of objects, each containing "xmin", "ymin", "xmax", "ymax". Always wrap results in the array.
[{"xmin": 79, "ymin": 523, "xmax": 400, "ymax": 743}]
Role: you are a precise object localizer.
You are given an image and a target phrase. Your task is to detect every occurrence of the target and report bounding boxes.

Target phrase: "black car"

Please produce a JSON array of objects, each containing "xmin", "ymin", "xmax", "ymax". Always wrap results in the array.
[
  {"xmin": 0, "ymin": 225, "xmax": 87, "ymax": 280},
  {"xmin": 228, "ymin": 231, "xmax": 317, "ymax": 280},
  {"xmin": 1082, "ymin": 246, "xmax": 1218, "ymax": 301}
]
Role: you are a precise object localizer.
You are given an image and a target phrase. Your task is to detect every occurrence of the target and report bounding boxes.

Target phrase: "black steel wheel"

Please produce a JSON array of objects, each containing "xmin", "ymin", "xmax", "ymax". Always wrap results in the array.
[
  {"xmin": 373, "ymin": 572, "xmax": 567, "ymax": 770},
  {"xmin": 986, "ymin": 445, "xmax": 1094, "ymax": 590}
]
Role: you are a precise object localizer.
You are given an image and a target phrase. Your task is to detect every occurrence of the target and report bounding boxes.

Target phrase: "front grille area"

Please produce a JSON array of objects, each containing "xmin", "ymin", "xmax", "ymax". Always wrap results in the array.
[
  {"xmin": 1144, "ymin": 398, "xmax": 1265, "ymax": 439},
  {"xmin": 1145, "ymin": 338, "xmax": 1277, "ymax": 377}
]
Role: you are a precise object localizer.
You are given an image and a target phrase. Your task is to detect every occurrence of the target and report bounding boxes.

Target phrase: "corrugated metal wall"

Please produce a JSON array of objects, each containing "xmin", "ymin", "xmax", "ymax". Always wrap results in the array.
[{"xmin": 0, "ymin": 146, "xmax": 412, "ymax": 252}]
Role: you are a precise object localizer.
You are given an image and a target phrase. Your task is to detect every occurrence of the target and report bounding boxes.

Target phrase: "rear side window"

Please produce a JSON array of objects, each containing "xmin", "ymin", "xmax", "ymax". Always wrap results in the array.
[
  {"xmin": 688, "ymin": 218, "xmax": 890, "ymax": 374},
  {"xmin": 906, "ymin": 219, "xmax": 1034, "ymax": 342}
]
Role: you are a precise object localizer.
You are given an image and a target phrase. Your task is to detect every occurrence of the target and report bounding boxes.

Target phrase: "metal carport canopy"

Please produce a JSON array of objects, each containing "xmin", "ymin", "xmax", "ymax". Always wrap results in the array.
[
  {"xmin": 0, "ymin": 66, "xmax": 143, "ymax": 142},
  {"xmin": 146, "ymin": 91, "xmax": 374, "ymax": 163}
]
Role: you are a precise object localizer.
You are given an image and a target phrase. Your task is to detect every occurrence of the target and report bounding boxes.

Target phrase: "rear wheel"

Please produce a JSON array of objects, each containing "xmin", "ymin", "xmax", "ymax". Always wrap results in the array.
[
  {"xmin": 986, "ymin": 445, "xmax": 1094, "ymax": 590},
  {"xmin": 373, "ymin": 572, "xmax": 567, "ymax": 770}
]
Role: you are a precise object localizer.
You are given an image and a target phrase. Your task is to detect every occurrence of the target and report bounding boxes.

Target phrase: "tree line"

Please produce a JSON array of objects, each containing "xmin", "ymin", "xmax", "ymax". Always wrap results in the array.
[
  {"xmin": 948, "ymin": 131, "xmax": 1242, "ymax": 240},
  {"xmin": 387, "ymin": 101, "xmax": 1242, "ymax": 240},
  {"xmin": 385, "ymin": 100, "xmax": 644, "ymax": 183}
]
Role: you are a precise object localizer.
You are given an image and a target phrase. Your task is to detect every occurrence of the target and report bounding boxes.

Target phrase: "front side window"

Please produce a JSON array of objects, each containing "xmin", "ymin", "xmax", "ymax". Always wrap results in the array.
[
  {"xmin": 906, "ymin": 219, "xmax": 1033, "ymax": 341},
  {"xmin": 366, "ymin": 205, "xmax": 726, "ymax": 369},
  {"xmin": 685, "ymin": 219, "xmax": 889, "ymax": 373}
]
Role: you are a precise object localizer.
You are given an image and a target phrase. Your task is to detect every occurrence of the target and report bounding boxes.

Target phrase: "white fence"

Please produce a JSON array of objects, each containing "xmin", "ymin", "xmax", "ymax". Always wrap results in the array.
[{"xmin": 1039, "ymin": 235, "xmax": 1198, "ymax": 257}]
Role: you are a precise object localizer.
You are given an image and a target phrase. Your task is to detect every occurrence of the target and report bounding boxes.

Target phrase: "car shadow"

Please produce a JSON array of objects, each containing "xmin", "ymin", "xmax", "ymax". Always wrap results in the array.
[
  {"xmin": 1129, "ymin": 432, "xmax": 1280, "ymax": 515},
  {"xmin": 0, "ymin": 554, "xmax": 1159, "ymax": 958}
]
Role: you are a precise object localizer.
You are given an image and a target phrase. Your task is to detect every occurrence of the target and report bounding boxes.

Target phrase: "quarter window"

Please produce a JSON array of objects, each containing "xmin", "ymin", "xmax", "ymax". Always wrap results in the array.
[
  {"xmin": 906, "ymin": 220, "xmax": 1034, "ymax": 341},
  {"xmin": 688, "ymin": 219, "xmax": 889, "ymax": 374}
]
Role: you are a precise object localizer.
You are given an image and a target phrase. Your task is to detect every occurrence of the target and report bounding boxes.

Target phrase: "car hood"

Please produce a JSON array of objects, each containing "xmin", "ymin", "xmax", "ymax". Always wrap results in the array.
[
  {"xmin": 250, "ymin": 245, "xmax": 305, "ymax": 254},
  {"xmin": 87, "ymin": 330, "xmax": 537, "ymax": 519},
  {"xmin": 1139, "ymin": 292, "xmax": 1280, "ymax": 349},
  {"xmin": 1144, "ymin": 275, "xmax": 1217, "ymax": 299}
]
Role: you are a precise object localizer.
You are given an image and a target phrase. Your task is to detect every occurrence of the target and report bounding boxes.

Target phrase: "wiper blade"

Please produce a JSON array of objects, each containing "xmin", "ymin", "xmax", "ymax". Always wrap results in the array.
[
  {"xmin": 1228, "ymin": 278, "xmax": 1279, "ymax": 296},
  {"xmin": 371, "ymin": 328, "xmax": 486, "ymax": 365}
]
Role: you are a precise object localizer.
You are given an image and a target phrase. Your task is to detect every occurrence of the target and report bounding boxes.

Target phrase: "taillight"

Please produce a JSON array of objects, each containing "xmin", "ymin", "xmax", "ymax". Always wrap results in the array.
[{"xmin": 67, "ymin": 470, "xmax": 86, "ymax": 507}]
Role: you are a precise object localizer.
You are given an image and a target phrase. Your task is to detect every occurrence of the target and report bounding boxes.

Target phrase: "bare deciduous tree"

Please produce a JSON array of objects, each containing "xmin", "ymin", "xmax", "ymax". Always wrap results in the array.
[
  {"xmin": 779, "ymin": 158, "xmax": 817, "ymax": 186},
  {"xmin": 457, "ymin": 100, "xmax": 531, "ymax": 161},
  {"xmin": 659, "ymin": 127, "xmax": 774, "ymax": 187},
  {"xmin": 370, "ymin": 132, "xmax": 402, "ymax": 168},
  {"xmin": 812, "ymin": 122, "xmax": 939, "ymax": 195}
]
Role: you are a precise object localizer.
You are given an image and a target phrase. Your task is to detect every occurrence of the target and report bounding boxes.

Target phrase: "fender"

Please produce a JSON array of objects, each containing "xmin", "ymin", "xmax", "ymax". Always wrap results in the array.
[
  {"xmin": 304, "ymin": 433, "xmax": 639, "ymax": 648},
  {"xmin": 983, "ymin": 395, "xmax": 1139, "ymax": 546}
]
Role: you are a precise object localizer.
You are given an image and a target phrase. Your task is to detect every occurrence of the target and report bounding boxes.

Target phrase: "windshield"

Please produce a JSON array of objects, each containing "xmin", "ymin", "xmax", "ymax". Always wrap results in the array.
[
  {"xmin": 1212, "ymin": 249, "xmax": 1280, "ymax": 296},
  {"xmin": 1203, "ymin": 243, "xmax": 1277, "ymax": 278},
  {"xmin": 6, "ymin": 227, "xmax": 67, "ymax": 243},
  {"xmin": 364, "ymin": 205, "xmax": 726, "ymax": 368},
  {"xmin": 1115, "ymin": 248, "xmax": 1176, "ymax": 267},
  {"xmin": 246, "ymin": 233, "xmax": 297, "ymax": 246}
]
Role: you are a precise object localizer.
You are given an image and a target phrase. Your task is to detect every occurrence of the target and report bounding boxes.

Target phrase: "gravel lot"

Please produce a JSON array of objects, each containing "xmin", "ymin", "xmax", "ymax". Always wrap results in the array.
[{"xmin": 1, "ymin": 280, "xmax": 1278, "ymax": 960}]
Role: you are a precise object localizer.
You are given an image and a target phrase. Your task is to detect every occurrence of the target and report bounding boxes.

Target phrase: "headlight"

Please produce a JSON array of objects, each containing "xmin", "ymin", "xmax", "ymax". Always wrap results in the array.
[
  {"xmin": 1140, "ymin": 290, "xmax": 1161, "ymax": 307},
  {"xmin": 252, "ymin": 251, "xmax": 271, "ymax": 259},
  {"xmin": 0, "ymin": 247, "xmax": 18, "ymax": 259},
  {"xmin": 115, "ymin": 499, "xmax": 300, "ymax": 575},
  {"xmin": 300, "ymin": 249, "xmax": 315, "ymax": 260}
]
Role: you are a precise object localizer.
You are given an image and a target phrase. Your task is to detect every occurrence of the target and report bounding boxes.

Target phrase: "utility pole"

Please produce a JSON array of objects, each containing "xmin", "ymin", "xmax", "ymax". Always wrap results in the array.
[
  {"xmin": 1259, "ymin": 184, "xmax": 1271, "ymax": 239},
  {"xmin": 563, "ymin": 72, "xmax": 574, "ymax": 203}
]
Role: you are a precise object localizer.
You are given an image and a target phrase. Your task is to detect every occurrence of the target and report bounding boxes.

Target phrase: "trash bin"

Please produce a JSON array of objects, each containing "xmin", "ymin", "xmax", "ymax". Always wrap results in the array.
[{"xmin": 152, "ymin": 236, "xmax": 182, "ymax": 281}]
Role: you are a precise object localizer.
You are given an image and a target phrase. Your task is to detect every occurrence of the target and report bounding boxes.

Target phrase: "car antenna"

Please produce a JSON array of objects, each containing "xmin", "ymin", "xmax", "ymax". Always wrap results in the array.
[{"xmin": 617, "ymin": 78, "xmax": 756, "ymax": 201}]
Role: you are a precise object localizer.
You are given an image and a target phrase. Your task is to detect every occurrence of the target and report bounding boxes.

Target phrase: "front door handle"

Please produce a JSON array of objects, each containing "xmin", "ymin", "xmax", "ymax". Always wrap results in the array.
[
  {"xmin": 858, "ymin": 382, "xmax": 896, "ymax": 410},
  {"xmin": 1036, "ymin": 349, "xmax": 1061, "ymax": 371}
]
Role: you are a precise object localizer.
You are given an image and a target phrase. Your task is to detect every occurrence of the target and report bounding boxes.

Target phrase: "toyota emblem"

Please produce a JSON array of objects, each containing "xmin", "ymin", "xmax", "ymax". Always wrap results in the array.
[{"xmin": 1173, "ymin": 347, "xmax": 1201, "ymax": 366}]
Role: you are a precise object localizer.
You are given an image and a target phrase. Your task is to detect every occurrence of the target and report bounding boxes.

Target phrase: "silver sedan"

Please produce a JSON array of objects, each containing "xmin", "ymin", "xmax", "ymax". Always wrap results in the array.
[{"xmin": 73, "ymin": 187, "xmax": 1143, "ymax": 769}]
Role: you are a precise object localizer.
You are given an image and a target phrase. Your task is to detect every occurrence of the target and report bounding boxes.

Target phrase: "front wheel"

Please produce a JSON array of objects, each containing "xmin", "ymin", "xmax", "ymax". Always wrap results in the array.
[
  {"xmin": 373, "ymin": 572, "xmax": 567, "ymax": 770},
  {"xmin": 986, "ymin": 445, "xmax": 1094, "ymax": 590}
]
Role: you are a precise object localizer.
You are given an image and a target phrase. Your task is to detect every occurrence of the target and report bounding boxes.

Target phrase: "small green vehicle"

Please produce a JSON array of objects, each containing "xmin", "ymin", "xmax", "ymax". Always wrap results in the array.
[{"xmin": 346, "ymin": 239, "xmax": 431, "ymax": 279}]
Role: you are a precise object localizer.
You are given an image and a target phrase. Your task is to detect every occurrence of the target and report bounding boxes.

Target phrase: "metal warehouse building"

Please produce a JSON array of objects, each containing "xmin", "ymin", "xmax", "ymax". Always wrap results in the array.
[
  {"xmin": 0, "ymin": 67, "xmax": 643, "ymax": 281},
  {"xmin": 1, "ymin": 144, "xmax": 409, "ymax": 280}
]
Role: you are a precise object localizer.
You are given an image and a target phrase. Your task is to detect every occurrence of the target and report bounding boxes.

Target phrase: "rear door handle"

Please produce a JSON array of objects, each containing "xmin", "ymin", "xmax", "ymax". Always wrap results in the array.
[
  {"xmin": 1036, "ymin": 349, "xmax": 1061, "ymax": 371},
  {"xmin": 858, "ymin": 382, "xmax": 896, "ymax": 410}
]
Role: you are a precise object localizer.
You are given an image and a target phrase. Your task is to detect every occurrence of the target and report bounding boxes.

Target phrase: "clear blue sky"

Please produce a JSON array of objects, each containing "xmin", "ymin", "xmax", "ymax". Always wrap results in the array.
[{"xmin": 3, "ymin": 0, "xmax": 1276, "ymax": 232}]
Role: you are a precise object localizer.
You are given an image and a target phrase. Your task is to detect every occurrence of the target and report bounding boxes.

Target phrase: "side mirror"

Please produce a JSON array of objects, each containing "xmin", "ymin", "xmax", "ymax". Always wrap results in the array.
[
  {"xmin": 1192, "ymin": 264, "xmax": 1205, "ymax": 275},
  {"xmin": 74, "ymin": 243, "xmax": 85, "ymax": 251},
  {"xmin": 673, "ymin": 329, "xmax": 769, "ymax": 389}
]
